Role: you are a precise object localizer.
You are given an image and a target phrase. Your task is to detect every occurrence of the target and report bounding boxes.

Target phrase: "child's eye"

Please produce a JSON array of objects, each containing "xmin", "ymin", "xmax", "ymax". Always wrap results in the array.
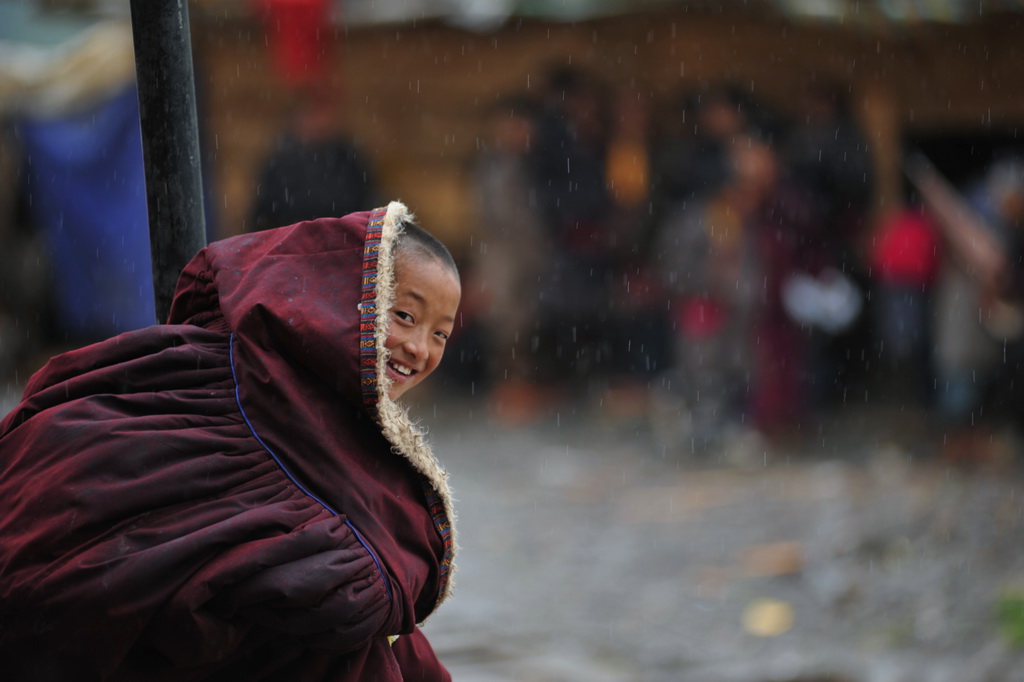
[
  {"xmin": 394, "ymin": 311, "xmax": 413, "ymax": 323},
  {"xmin": 434, "ymin": 331, "xmax": 450, "ymax": 341}
]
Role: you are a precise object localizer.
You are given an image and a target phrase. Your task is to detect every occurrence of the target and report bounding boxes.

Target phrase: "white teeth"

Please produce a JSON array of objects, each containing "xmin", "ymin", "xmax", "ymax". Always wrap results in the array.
[{"xmin": 391, "ymin": 362, "xmax": 413, "ymax": 376}]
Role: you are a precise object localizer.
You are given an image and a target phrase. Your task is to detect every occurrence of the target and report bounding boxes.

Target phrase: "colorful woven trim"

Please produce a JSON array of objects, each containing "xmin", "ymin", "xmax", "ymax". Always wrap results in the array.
[
  {"xmin": 422, "ymin": 480, "xmax": 454, "ymax": 599},
  {"xmin": 359, "ymin": 207, "xmax": 387, "ymax": 409}
]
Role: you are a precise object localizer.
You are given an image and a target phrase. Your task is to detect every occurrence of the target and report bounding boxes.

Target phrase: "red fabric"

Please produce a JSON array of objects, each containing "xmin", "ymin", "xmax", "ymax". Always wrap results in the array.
[
  {"xmin": 0, "ymin": 214, "xmax": 450, "ymax": 680},
  {"xmin": 392, "ymin": 628, "xmax": 453, "ymax": 682},
  {"xmin": 871, "ymin": 209, "xmax": 940, "ymax": 286},
  {"xmin": 252, "ymin": 0, "xmax": 332, "ymax": 87},
  {"xmin": 677, "ymin": 296, "xmax": 726, "ymax": 338},
  {"xmin": 751, "ymin": 318, "xmax": 807, "ymax": 434}
]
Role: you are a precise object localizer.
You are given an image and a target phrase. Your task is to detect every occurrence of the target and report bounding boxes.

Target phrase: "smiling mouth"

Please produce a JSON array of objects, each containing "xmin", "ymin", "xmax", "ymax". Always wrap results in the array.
[{"xmin": 389, "ymin": 361, "xmax": 417, "ymax": 377}]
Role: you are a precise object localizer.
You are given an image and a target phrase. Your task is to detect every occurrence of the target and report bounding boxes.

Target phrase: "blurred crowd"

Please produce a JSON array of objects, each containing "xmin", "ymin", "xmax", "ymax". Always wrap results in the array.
[
  {"xmin": 2, "ymin": 46, "xmax": 1023, "ymax": 461},
  {"xmin": 455, "ymin": 64, "xmax": 1024, "ymax": 461}
]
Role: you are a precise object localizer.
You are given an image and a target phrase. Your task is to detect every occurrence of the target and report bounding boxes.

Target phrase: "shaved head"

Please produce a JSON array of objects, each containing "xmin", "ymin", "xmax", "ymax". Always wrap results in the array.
[{"xmin": 394, "ymin": 221, "xmax": 459, "ymax": 278}]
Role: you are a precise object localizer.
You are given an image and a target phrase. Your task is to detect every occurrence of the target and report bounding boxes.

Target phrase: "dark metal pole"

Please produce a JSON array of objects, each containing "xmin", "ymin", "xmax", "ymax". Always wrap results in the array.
[{"xmin": 129, "ymin": 0, "xmax": 207, "ymax": 323}]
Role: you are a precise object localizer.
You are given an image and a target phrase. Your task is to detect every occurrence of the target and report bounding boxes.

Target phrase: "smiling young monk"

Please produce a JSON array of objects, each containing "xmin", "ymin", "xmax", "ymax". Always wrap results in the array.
[
  {"xmin": 0, "ymin": 202, "xmax": 461, "ymax": 680},
  {"xmin": 385, "ymin": 223, "xmax": 461, "ymax": 399}
]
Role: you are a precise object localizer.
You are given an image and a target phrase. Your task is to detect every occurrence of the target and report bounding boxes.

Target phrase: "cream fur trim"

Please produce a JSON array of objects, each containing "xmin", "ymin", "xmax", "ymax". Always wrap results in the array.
[{"xmin": 374, "ymin": 200, "xmax": 457, "ymax": 608}]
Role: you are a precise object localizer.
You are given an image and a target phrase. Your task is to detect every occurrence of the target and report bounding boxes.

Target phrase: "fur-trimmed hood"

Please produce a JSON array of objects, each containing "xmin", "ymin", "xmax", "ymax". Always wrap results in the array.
[{"xmin": 168, "ymin": 201, "xmax": 456, "ymax": 609}]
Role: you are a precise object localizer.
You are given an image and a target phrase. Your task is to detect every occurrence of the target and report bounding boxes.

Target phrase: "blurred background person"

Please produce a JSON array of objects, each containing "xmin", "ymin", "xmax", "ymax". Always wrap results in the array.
[
  {"xmin": 649, "ymin": 83, "xmax": 751, "ymax": 220},
  {"xmin": 867, "ymin": 202, "xmax": 941, "ymax": 407},
  {"xmin": 652, "ymin": 134, "xmax": 779, "ymax": 455},
  {"xmin": 601, "ymin": 85, "xmax": 671, "ymax": 420},
  {"xmin": 246, "ymin": 0, "xmax": 376, "ymax": 233},
  {"xmin": 914, "ymin": 155, "xmax": 1024, "ymax": 461},
  {"xmin": 529, "ymin": 64, "xmax": 615, "ymax": 402},
  {"xmin": 16, "ymin": 83, "xmax": 155, "ymax": 342},
  {"xmin": 248, "ymin": 90, "xmax": 378, "ymax": 232},
  {"xmin": 0, "ymin": 18, "xmax": 156, "ymax": 362},
  {"xmin": 464, "ymin": 93, "xmax": 552, "ymax": 424},
  {"xmin": 780, "ymin": 79, "xmax": 875, "ymax": 410},
  {"xmin": 784, "ymin": 80, "xmax": 874, "ymax": 271}
]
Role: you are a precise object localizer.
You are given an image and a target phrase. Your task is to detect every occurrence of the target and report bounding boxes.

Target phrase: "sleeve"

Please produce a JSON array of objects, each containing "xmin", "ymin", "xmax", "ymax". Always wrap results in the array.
[
  {"xmin": 391, "ymin": 626, "xmax": 452, "ymax": 682},
  {"xmin": 128, "ymin": 508, "xmax": 404, "ymax": 673},
  {"xmin": 0, "ymin": 457, "xmax": 400, "ymax": 679}
]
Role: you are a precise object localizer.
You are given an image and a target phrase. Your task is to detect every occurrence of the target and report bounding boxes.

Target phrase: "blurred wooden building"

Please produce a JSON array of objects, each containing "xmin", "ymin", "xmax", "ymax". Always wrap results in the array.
[
  {"xmin": 5, "ymin": 0, "xmax": 1024, "ymax": 254},
  {"xmin": 186, "ymin": 0, "xmax": 1024, "ymax": 254}
]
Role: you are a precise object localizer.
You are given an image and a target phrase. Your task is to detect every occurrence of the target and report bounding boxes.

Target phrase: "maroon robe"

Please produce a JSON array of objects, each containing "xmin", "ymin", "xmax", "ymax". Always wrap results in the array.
[{"xmin": 0, "ymin": 203, "xmax": 456, "ymax": 681}]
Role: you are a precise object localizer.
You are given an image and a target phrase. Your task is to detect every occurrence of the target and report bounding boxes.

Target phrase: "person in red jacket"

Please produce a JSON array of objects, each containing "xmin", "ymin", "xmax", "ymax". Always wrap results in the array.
[{"xmin": 0, "ymin": 201, "xmax": 460, "ymax": 681}]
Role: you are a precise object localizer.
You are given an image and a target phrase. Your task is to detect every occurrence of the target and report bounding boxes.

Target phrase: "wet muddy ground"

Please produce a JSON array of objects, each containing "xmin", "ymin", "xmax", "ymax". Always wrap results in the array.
[{"xmin": 414, "ymin": 397, "xmax": 1024, "ymax": 682}]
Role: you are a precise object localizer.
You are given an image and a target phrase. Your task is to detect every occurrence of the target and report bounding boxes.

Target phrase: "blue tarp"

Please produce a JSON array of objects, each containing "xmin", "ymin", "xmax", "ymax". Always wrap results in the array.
[{"xmin": 18, "ymin": 84, "xmax": 156, "ymax": 341}]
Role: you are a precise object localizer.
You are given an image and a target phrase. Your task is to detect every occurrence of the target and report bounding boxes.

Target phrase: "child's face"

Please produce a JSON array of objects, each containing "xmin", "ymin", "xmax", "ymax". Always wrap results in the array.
[{"xmin": 384, "ymin": 252, "xmax": 461, "ymax": 400}]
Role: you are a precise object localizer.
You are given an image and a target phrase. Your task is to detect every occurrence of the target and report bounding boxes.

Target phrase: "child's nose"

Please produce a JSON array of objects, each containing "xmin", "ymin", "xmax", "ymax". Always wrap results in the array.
[{"xmin": 403, "ymin": 332, "xmax": 427, "ymax": 358}]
